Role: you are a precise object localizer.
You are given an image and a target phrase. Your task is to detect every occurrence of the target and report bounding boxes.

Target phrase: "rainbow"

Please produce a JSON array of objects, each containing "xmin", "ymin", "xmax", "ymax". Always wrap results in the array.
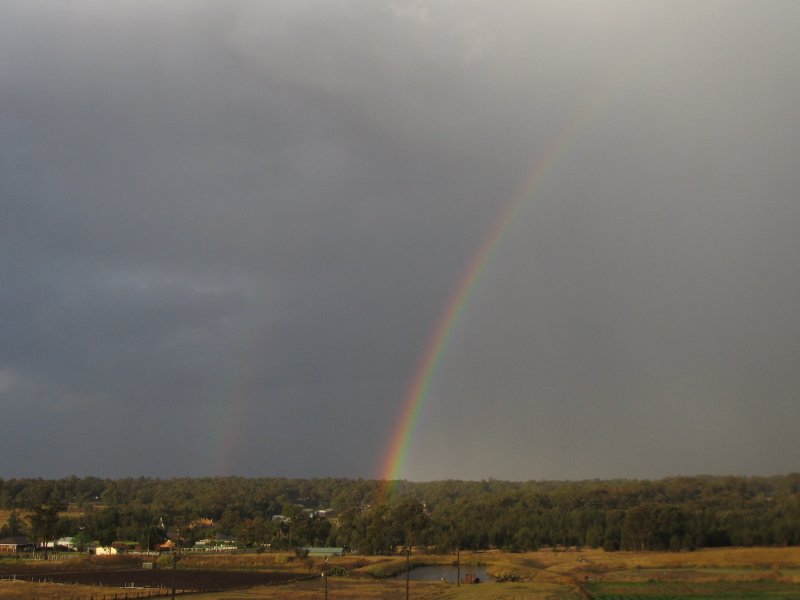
[
  {"xmin": 377, "ymin": 84, "xmax": 623, "ymax": 499},
  {"xmin": 208, "ymin": 63, "xmax": 639, "ymax": 483},
  {"xmin": 211, "ymin": 310, "xmax": 275, "ymax": 475},
  {"xmin": 212, "ymin": 357, "xmax": 252, "ymax": 475}
]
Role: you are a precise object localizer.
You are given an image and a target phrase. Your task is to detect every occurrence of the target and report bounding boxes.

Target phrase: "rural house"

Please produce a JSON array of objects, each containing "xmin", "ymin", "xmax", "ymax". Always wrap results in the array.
[{"xmin": 0, "ymin": 536, "xmax": 35, "ymax": 554}]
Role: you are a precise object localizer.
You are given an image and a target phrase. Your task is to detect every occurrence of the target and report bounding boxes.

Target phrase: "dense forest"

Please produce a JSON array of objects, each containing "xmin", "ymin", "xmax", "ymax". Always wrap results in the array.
[{"xmin": 2, "ymin": 475, "xmax": 799, "ymax": 554}]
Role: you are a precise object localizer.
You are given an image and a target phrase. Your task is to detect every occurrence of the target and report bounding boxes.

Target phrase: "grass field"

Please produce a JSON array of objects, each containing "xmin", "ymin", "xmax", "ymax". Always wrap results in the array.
[
  {"xmin": 2, "ymin": 547, "xmax": 800, "ymax": 599},
  {"xmin": 0, "ymin": 507, "xmax": 84, "ymax": 527},
  {"xmin": 185, "ymin": 578, "xmax": 581, "ymax": 600},
  {"xmin": 586, "ymin": 579, "xmax": 800, "ymax": 599},
  {"xmin": 0, "ymin": 579, "xmax": 111, "ymax": 599}
]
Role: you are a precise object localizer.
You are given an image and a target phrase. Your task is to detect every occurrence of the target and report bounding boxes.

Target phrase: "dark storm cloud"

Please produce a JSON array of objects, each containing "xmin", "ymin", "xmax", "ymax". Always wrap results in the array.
[{"xmin": 1, "ymin": 1, "xmax": 799, "ymax": 479}]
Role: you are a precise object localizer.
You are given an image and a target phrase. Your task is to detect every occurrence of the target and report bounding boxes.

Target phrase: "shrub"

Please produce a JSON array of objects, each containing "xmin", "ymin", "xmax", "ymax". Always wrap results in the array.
[
  {"xmin": 493, "ymin": 571, "xmax": 521, "ymax": 582},
  {"xmin": 155, "ymin": 554, "xmax": 175, "ymax": 569}
]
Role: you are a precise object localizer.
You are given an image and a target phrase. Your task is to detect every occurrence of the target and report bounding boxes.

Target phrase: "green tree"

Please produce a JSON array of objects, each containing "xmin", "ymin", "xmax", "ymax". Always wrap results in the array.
[
  {"xmin": 138, "ymin": 525, "xmax": 164, "ymax": 551},
  {"xmin": 621, "ymin": 505, "xmax": 655, "ymax": 551},
  {"xmin": 282, "ymin": 503, "xmax": 312, "ymax": 549},
  {"xmin": 362, "ymin": 504, "xmax": 393, "ymax": 555},
  {"xmin": 621, "ymin": 504, "xmax": 686, "ymax": 551},
  {"xmin": 28, "ymin": 501, "xmax": 65, "ymax": 559},
  {"xmin": 391, "ymin": 499, "xmax": 429, "ymax": 550},
  {"xmin": 72, "ymin": 530, "xmax": 93, "ymax": 552},
  {"xmin": 249, "ymin": 516, "xmax": 271, "ymax": 550}
]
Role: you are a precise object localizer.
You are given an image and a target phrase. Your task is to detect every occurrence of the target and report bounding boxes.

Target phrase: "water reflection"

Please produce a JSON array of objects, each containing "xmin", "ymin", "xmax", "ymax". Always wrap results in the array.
[{"xmin": 393, "ymin": 564, "xmax": 494, "ymax": 583}]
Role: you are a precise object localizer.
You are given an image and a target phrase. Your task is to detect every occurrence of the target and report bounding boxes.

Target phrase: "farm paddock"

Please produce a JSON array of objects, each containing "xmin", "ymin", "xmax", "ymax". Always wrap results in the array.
[{"xmin": 2, "ymin": 547, "xmax": 800, "ymax": 599}]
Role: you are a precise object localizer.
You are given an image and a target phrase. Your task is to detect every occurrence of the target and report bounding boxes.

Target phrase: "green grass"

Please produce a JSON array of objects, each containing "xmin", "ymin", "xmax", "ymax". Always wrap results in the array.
[
  {"xmin": 777, "ymin": 568, "xmax": 800, "ymax": 576},
  {"xmin": 587, "ymin": 579, "xmax": 800, "ymax": 599}
]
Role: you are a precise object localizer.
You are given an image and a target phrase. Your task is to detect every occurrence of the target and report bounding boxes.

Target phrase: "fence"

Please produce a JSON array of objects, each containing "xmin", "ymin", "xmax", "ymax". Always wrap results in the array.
[
  {"xmin": 25, "ymin": 592, "xmax": 184, "ymax": 600},
  {"xmin": 3, "ymin": 551, "xmax": 78, "ymax": 561},
  {"xmin": 0, "ymin": 576, "xmax": 211, "ymax": 599}
]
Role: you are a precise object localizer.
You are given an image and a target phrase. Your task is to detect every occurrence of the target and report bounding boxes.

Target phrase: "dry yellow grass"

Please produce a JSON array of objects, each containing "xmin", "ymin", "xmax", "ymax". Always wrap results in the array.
[
  {"xmin": 172, "ymin": 550, "xmax": 584, "ymax": 598},
  {"xmin": 171, "ymin": 547, "xmax": 800, "ymax": 596},
  {"xmin": 186, "ymin": 578, "xmax": 578, "ymax": 600},
  {"xmin": 1, "ymin": 576, "xmax": 576, "ymax": 600},
  {"xmin": 3, "ymin": 547, "xmax": 800, "ymax": 599},
  {"xmin": 531, "ymin": 546, "xmax": 800, "ymax": 575},
  {"xmin": 0, "ymin": 508, "xmax": 84, "ymax": 529},
  {"xmin": 0, "ymin": 579, "xmax": 116, "ymax": 599},
  {"xmin": 178, "ymin": 551, "xmax": 392, "ymax": 575},
  {"xmin": 0, "ymin": 510, "xmax": 26, "ymax": 525}
]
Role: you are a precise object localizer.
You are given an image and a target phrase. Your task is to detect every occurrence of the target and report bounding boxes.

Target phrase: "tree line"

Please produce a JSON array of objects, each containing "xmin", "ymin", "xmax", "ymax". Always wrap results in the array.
[{"xmin": 1, "ymin": 474, "xmax": 799, "ymax": 553}]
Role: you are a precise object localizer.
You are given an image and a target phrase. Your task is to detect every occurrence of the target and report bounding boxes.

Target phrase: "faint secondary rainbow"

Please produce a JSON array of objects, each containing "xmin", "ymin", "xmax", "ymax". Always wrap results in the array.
[
  {"xmin": 211, "ymin": 306, "xmax": 277, "ymax": 475},
  {"xmin": 377, "ymin": 87, "xmax": 618, "ymax": 500},
  {"xmin": 211, "ymin": 343, "xmax": 258, "ymax": 475}
]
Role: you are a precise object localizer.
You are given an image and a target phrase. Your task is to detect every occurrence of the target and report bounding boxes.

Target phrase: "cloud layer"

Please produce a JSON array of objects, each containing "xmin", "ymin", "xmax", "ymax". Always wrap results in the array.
[{"xmin": 2, "ymin": 1, "xmax": 799, "ymax": 480}]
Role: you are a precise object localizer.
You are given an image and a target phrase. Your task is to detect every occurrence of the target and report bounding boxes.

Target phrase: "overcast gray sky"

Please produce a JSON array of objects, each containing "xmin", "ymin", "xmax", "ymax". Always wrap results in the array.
[{"xmin": 2, "ymin": 1, "xmax": 799, "ymax": 481}]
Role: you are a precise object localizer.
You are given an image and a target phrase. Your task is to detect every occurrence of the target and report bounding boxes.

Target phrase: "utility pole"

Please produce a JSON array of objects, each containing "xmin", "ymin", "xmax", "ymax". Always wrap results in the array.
[
  {"xmin": 457, "ymin": 542, "xmax": 461, "ymax": 587},
  {"xmin": 405, "ymin": 541, "xmax": 410, "ymax": 600},
  {"xmin": 452, "ymin": 520, "xmax": 460, "ymax": 587},
  {"xmin": 322, "ymin": 557, "xmax": 329, "ymax": 600},
  {"xmin": 171, "ymin": 549, "xmax": 176, "ymax": 600},
  {"xmin": 171, "ymin": 529, "xmax": 180, "ymax": 600}
]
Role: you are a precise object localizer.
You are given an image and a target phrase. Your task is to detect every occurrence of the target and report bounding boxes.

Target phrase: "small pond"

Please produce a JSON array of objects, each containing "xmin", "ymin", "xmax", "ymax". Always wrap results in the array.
[{"xmin": 393, "ymin": 564, "xmax": 494, "ymax": 583}]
